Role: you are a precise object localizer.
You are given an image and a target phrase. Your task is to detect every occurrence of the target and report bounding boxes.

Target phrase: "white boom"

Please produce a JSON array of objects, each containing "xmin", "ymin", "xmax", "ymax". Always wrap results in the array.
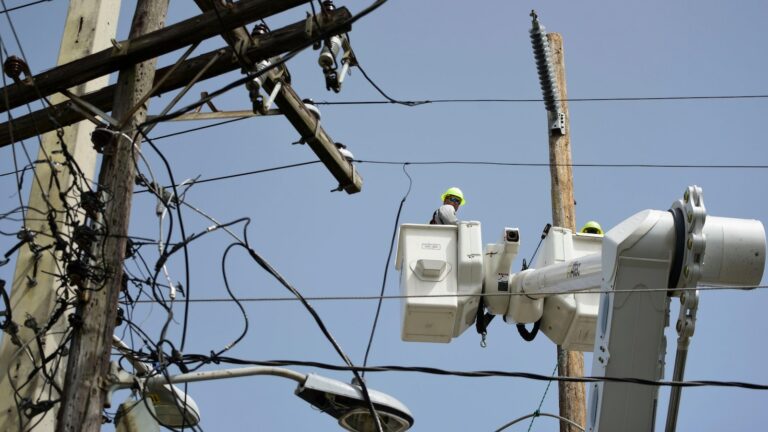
[{"xmin": 395, "ymin": 186, "xmax": 766, "ymax": 432}]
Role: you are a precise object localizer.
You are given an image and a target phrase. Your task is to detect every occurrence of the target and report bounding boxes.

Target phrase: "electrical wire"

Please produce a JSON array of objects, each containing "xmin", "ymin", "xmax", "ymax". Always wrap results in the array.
[
  {"xmin": 353, "ymin": 51, "xmax": 418, "ymax": 106},
  {"xmin": 0, "ymin": 0, "xmax": 51, "ymax": 14},
  {"xmin": 176, "ymin": 357, "xmax": 768, "ymax": 391},
  {"xmin": 138, "ymin": 131, "xmax": 194, "ymax": 352},
  {"xmin": 239, "ymin": 237, "xmax": 384, "ymax": 432},
  {"xmin": 132, "ymin": 161, "xmax": 322, "ymax": 194},
  {"xmin": 115, "ymin": 157, "xmax": 768, "ymax": 196},
  {"xmin": 526, "ymin": 363, "xmax": 558, "ymax": 432},
  {"xmin": 362, "ymin": 164, "xmax": 412, "ymax": 374},
  {"xmin": 149, "ymin": 116, "xmax": 249, "ymax": 141},
  {"xmin": 131, "ymin": 284, "xmax": 768, "ymax": 304},
  {"xmin": 314, "ymin": 94, "xmax": 768, "ymax": 106},
  {"xmin": 355, "ymin": 160, "xmax": 768, "ymax": 169}
]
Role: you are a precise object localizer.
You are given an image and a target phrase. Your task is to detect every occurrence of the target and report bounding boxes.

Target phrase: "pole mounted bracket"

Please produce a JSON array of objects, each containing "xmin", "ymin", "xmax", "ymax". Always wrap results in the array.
[{"xmin": 550, "ymin": 111, "xmax": 566, "ymax": 135}]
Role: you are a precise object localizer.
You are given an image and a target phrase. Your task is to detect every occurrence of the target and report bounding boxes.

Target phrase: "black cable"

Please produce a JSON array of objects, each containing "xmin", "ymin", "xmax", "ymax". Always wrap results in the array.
[
  {"xmin": 354, "ymin": 57, "xmax": 422, "ymax": 106},
  {"xmin": 0, "ymin": 0, "xmax": 51, "ymax": 14},
  {"xmin": 139, "ymin": 131, "xmax": 194, "ymax": 352},
  {"xmin": 240, "ymin": 238, "xmax": 384, "ymax": 432},
  {"xmin": 362, "ymin": 164, "xmax": 412, "ymax": 374},
  {"xmin": 183, "ymin": 358, "xmax": 768, "ymax": 391},
  {"xmin": 314, "ymin": 94, "xmax": 768, "ymax": 105},
  {"xmin": 149, "ymin": 116, "xmax": 249, "ymax": 141},
  {"xmin": 525, "ymin": 223, "xmax": 552, "ymax": 268},
  {"xmin": 0, "ymin": 42, "xmax": 30, "ymax": 226},
  {"xmin": 130, "ymin": 284, "xmax": 768, "ymax": 304},
  {"xmin": 119, "ymin": 158, "xmax": 768, "ymax": 196},
  {"xmin": 355, "ymin": 160, "xmax": 768, "ymax": 169},
  {"xmin": 516, "ymin": 320, "xmax": 541, "ymax": 342},
  {"xmin": 133, "ymin": 161, "xmax": 322, "ymax": 194},
  {"xmin": 208, "ymin": 242, "xmax": 251, "ymax": 357}
]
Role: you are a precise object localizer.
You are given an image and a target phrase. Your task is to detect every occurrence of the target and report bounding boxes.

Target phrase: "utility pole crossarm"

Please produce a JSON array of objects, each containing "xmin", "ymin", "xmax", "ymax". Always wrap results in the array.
[
  {"xmin": 0, "ymin": 0, "xmax": 308, "ymax": 114},
  {"xmin": 0, "ymin": 7, "xmax": 353, "ymax": 148},
  {"xmin": 193, "ymin": 0, "xmax": 362, "ymax": 193},
  {"xmin": 269, "ymin": 79, "xmax": 362, "ymax": 193}
]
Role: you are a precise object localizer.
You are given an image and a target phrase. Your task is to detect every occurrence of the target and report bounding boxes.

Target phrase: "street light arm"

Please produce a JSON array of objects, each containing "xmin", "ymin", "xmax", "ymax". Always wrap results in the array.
[
  {"xmin": 113, "ymin": 365, "xmax": 307, "ymax": 390},
  {"xmin": 108, "ymin": 363, "xmax": 412, "ymax": 432}
]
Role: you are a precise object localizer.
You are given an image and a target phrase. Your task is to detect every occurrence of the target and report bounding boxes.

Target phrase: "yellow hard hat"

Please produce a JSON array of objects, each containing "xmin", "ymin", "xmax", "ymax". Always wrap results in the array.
[
  {"xmin": 580, "ymin": 220, "xmax": 604, "ymax": 235},
  {"xmin": 441, "ymin": 187, "xmax": 465, "ymax": 206}
]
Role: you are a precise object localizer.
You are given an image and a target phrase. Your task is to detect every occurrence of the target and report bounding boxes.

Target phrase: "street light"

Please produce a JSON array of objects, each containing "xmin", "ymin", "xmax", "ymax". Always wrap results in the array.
[
  {"xmin": 296, "ymin": 373, "xmax": 413, "ymax": 432},
  {"xmin": 111, "ymin": 365, "xmax": 413, "ymax": 432}
]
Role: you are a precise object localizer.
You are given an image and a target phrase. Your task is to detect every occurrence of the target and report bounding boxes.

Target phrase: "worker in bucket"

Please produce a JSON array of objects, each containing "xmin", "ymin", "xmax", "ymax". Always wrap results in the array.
[
  {"xmin": 430, "ymin": 187, "xmax": 465, "ymax": 225},
  {"xmin": 580, "ymin": 220, "xmax": 604, "ymax": 235}
]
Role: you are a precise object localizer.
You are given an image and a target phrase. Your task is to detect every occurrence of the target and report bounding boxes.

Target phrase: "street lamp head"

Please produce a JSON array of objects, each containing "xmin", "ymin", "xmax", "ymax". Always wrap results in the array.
[
  {"xmin": 295, "ymin": 374, "xmax": 413, "ymax": 432},
  {"xmin": 145, "ymin": 383, "xmax": 201, "ymax": 428}
]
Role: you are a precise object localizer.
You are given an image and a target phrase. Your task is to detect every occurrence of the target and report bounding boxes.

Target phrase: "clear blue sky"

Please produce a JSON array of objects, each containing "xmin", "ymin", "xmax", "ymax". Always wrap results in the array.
[{"xmin": 1, "ymin": 0, "xmax": 767, "ymax": 430}]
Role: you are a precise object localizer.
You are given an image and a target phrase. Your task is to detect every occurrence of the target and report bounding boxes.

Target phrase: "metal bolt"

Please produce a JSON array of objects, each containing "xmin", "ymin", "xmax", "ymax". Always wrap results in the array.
[
  {"xmin": 683, "ymin": 266, "xmax": 690, "ymax": 279},
  {"xmin": 687, "ymin": 211, "xmax": 693, "ymax": 223},
  {"xmin": 684, "ymin": 189, "xmax": 690, "ymax": 203},
  {"xmin": 687, "ymin": 236, "xmax": 693, "ymax": 250}
]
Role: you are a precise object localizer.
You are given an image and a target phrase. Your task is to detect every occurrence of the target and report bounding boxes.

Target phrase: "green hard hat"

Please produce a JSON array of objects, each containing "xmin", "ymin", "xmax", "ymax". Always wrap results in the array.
[
  {"xmin": 441, "ymin": 187, "xmax": 465, "ymax": 206},
  {"xmin": 580, "ymin": 220, "xmax": 604, "ymax": 235}
]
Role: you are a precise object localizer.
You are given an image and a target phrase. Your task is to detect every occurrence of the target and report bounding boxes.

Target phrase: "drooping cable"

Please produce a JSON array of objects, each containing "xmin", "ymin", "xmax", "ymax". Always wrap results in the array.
[
  {"xmin": 240, "ymin": 238, "xmax": 383, "ymax": 432},
  {"xmin": 138, "ymin": 131, "xmax": 193, "ymax": 351},
  {"xmin": 362, "ymin": 163, "xmax": 412, "ymax": 375}
]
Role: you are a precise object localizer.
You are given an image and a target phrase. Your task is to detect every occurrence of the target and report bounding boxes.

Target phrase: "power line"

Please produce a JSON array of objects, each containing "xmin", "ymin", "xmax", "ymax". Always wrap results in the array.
[
  {"xmin": 131, "ymin": 285, "xmax": 768, "ymax": 304},
  {"xmin": 101, "ymin": 157, "xmax": 768, "ymax": 195},
  {"xmin": 149, "ymin": 116, "xmax": 250, "ymax": 141},
  {"xmin": 362, "ymin": 164, "xmax": 412, "ymax": 373},
  {"xmin": 314, "ymin": 94, "xmax": 768, "ymax": 106},
  {"xmin": 180, "ymin": 357, "xmax": 768, "ymax": 391},
  {"xmin": 6, "ymin": 157, "xmax": 765, "ymax": 184},
  {"xmin": 0, "ymin": 0, "xmax": 51, "ymax": 15},
  {"xmin": 132, "ymin": 161, "xmax": 322, "ymax": 194},
  {"xmin": 356, "ymin": 160, "xmax": 768, "ymax": 169}
]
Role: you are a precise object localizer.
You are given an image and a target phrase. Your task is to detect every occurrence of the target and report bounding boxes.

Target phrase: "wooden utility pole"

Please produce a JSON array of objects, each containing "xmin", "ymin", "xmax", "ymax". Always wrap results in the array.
[
  {"xmin": 0, "ymin": 1, "xmax": 120, "ymax": 430},
  {"xmin": 56, "ymin": 1, "xmax": 169, "ymax": 431},
  {"xmin": 546, "ymin": 33, "xmax": 587, "ymax": 432}
]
